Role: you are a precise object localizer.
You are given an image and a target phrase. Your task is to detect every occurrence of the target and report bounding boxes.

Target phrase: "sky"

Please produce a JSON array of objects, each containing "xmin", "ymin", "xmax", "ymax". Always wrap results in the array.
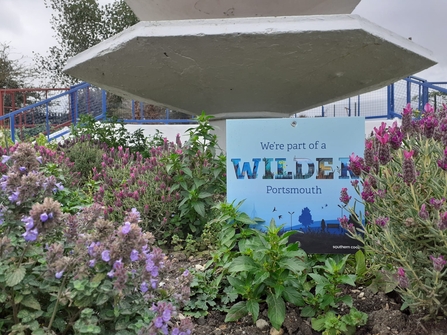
[{"xmin": 1, "ymin": 0, "xmax": 446, "ymax": 85}]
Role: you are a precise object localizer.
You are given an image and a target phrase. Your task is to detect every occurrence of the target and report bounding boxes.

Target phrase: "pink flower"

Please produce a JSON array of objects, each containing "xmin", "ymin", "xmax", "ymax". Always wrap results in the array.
[
  {"xmin": 424, "ymin": 103, "xmax": 434, "ymax": 113},
  {"xmin": 403, "ymin": 150, "xmax": 414, "ymax": 159},
  {"xmin": 376, "ymin": 133, "xmax": 389, "ymax": 145},
  {"xmin": 373, "ymin": 122, "xmax": 387, "ymax": 137},
  {"xmin": 375, "ymin": 216, "xmax": 389, "ymax": 227},
  {"xmin": 338, "ymin": 215, "xmax": 349, "ymax": 229},
  {"xmin": 339, "ymin": 188, "xmax": 351, "ymax": 205},
  {"xmin": 397, "ymin": 267, "xmax": 409, "ymax": 288},
  {"xmin": 403, "ymin": 103, "xmax": 412, "ymax": 116},
  {"xmin": 429, "ymin": 255, "xmax": 447, "ymax": 272},
  {"xmin": 418, "ymin": 204, "xmax": 429, "ymax": 220}
]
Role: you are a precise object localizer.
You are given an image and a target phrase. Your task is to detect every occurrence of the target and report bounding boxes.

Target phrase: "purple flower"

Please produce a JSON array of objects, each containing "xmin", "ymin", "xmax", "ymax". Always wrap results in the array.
[
  {"xmin": 429, "ymin": 255, "xmax": 447, "ymax": 272},
  {"xmin": 1, "ymin": 155, "xmax": 10, "ymax": 164},
  {"xmin": 19, "ymin": 166, "xmax": 26, "ymax": 172},
  {"xmin": 23, "ymin": 228, "xmax": 38, "ymax": 242},
  {"xmin": 430, "ymin": 198, "xmax": 445, "ymax": 210},
  {"xmin": 8, "ymin": 191, "xmax": 20, "ymax": 203},
  {"xmin": 154, "ymin": 317, "xmax": 163, "ymax": 328},
  {"xmin": 53, "ymin": 183, "xmax": 64, "ymax": 193},
  {"xmin": 107, "ymin": 270, "xmax": 114, "ymax": 278},
  {"xmin": 22, "ymin": 216, "xmax": 34, "ymax": 229},
  {"xmin": 162, "ymin": 308, "xmax": 171, "ymax": 322},
  {"xmin": 402, "ymin": 151, "xmax": 416, "ymax": 184},
  {"xmin": 87, "ymin": 242, "xmax": 98, "ymax": 256},
  {"xmin": 131, "ymin": 207, "xmax": 140, "ymax": 219},
  {"xmin": 101, "ymin": 250, "xmax": 111, "ymax": 262},
  {"xmin": 0, "ymin": 175, "xmax": 8, "ymax": 191},
  {"xmin": 438, "ymin": 212, "xmax": 447, "ymax": 230},
  {"xmin": 338, "ymin": 215, "xmax": 349, "ymax": 229},
  {"xmin": 36, "ymin": 156, "xmax": 43, "ymax": 164},
  {"xmin": 397, "ymin": 267, "xmax": 409, "ymax": 288},
  {"xmin": 113, "ymin": 259, "xmax": 123, "ymax": 270},
  {"xmin": 55, "ymin": 270, "xmax": 64, "ymax": 279},
  {"xmin": 130, "ymin": 249, "xmax": 139, "ymax": 262},
  {"xmin": 88, "ymin": 259, "xmax": 96, "ymax": 267},
  {"xmin": 183, "ymin": 270, "xmax": 190, "ymax": 277},
  {"xmin": 121, "ymin": 222, "xmax": 131, "ymax": 234},
  {"xmin": 339, "ymin": 188, "xmax": 351, "ymax": 205},
  {"xmin": 151, "ymin": 278, "xmax": 158, "ymax": 289},
  {"xmin": 374, "ymin": 216, "xmax": 389, "ymax": 227},
  {"xmin": 140, "ymin": 281, "xmax": 149, "ymax": 293},
  {"xmin": 418, "ymin": 204, "xmax": 429, "ymax": 220},
  {"xmin": 351, "ymin": 180, "xmax": 359, "ymax": 187},
  {"xmin": 40, "ymin": 212, "xmax": 49, "ymax": 222}
]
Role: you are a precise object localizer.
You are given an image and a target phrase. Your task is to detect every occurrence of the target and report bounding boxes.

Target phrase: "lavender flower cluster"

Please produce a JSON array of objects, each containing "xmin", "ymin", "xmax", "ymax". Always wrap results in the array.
[{"xmin": 340, "ymin": 103, "xmax": 447, "ymax": 317}]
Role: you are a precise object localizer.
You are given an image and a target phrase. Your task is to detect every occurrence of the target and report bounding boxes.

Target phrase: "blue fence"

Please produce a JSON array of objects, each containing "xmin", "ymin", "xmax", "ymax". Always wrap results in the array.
[
  {"xmin": 0, "ymin": 82, "xmax": 197, "ymax": 142},
  {"xmin": 2, "ymin": 76, "xmax": 446, "ymax": 142},
  {"xmin": 295, "ymin": 76, "xmax": 447, "ymax": 119}
]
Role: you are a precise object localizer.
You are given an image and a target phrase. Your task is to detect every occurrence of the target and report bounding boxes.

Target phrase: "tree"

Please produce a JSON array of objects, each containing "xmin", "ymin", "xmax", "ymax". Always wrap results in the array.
[
  {"xmin": 0, "ymin": 43, "xmax": 30, "ymax": 89},
  {"xmin": 34, "ymin": 0, "xmax": 139, "ymax": 86},
  {"xmin": 0, "ymin": 43, "xmax": 39, "ymax": 111}
]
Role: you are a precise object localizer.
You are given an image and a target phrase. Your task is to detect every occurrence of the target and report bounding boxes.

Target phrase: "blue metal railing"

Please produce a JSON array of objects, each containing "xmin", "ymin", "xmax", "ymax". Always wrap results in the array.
[
  {"xmin": 310, "ymin": 76, "xmax": 447, "ymax": 119},
  {"xmin": 0, "ymin": 82, "xmax": 197, "ymax": 142},
  {"xmin": 2, "ymin": 76, "xmax": 447, "ymax": 143}
]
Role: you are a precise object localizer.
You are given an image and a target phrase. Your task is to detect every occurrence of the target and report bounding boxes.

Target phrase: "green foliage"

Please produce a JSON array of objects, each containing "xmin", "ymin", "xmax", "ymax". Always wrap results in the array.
[
  {"xmin": 184, "ymin": 201, "xmax": 260, "ymax": 317},
  {"xmin": 224, "ymin": 219, "xmax": 307, "ymax": 330},
  {"xmin": 183, "ymin": 268, "xmax": 225, "ymax": 318},
  {"xmin": 34, "ymin": 133, "xmax": 58, "ymax": 150},
  {"xmin": 301, "ymin": 255, "xmax": 357, "ymax": 319},
  {"xmin": 0, "ymin": 142, "xmax": 193, "ymax": 334},
  {"xmin": 59, "ymin": 138, "xmax": 106, "ymax": 182},
  {"xmin": 0, "ymin": 43, "xmax": 34, "ymax": 89},
  {"xmin": 37, "ymin": 0, "xmax": 138, "ymax": 85},
  {"xmin": 344, "ymin": 104, "xmax": 447, "ymax": 318},
  {"xmin": 69, "ymin": 114, "xmax": 153, "ymax": 156},
  {"xmin": 166, "ymin": 112, "xmax": 226, "ymax": 239},
  {"xmin": 311, "ymin": 307, "xmax": 368, "ymax": 335}
]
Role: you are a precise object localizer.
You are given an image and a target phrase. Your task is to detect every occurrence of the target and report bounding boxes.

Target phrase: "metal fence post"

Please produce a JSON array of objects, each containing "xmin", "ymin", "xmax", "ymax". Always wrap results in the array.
[
  {"xmin": 101, "ymin": 89, "xmax": 107, "ymax": 119},
  {"xmin": 45, "ymin": 103, "xmax": 50, "ymax": 141},
  {"xmin": 387, "ymin": 84, "xmax": 395, "ymax": 119},
  {"xmin": 10, "ymin": 115, "xmax": 15, "ymax": 143}
]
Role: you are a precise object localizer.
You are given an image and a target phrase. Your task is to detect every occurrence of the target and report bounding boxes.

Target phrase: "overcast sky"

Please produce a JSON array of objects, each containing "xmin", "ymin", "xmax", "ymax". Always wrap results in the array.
[{"xmin": 1, "ymin": 0, "xmax": 446, "ymax": 84}]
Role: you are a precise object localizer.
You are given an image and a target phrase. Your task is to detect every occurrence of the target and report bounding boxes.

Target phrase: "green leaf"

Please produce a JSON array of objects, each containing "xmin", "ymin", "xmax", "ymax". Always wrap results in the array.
[
  {"xmin": 246, "ymin": 300, "xmax": 260, "ymax": 323},
  {"xmin": 193, "ymin": 202, "xmax": 206, "ymax": 217},
  {"xmin": 339, "ymin": 295, "xmax": 353, "ymax": 308},
  {"xmin": 282, "ymin": 287, "xmax": 305, "ymax": 306},
  {"xmin": 221, "ymin": 228, "xmax": 236, "ymax": 247},
  {"xmin": 339, "ymin": 274, "xmax": 356, "ymax": 287},
  {"xmin": 21, "ymin": 295, "xmax": 41, "ymax": 310},
  {"xmin": 6, "ymin": 266, "xmax": 26, "ymax": 287},
  {"xmin": 182, "ymin": 168, "xmax": 193, "ymax": 177},
  {"xmin": 266, "ymin": 292, "xmax": 286, "ymax": 330},
  {"xmin": 236, "ymin": 213, "xmax": 256, "ymax": 225},
  {"xmin": 227, "ymin": 276, "xmax": 246, "ymax": 295},
  {"xmin": 311, "ymin": 315, "xmax": 327, "ymax": 332},
  {"xmin": 355, "ymin": 250, "xmax": 367, "ymax": 277},
  {"xmin": 228, "ymin": 256, "xmax": 258, "ymax": 273},
  {"xmin": 300, "ymin": 306, "xmax": 316, "ymax": 318},
  {"xmin": 225, "ymin": 301, "xmax": 248, "ymax": 322},
  {"xmin": 198, "ymin": 192, "xmax": 213, "ymax": 199},
  {"xmin": 278, "ymin": 258, "xmax": 306, "ymax": 273}
]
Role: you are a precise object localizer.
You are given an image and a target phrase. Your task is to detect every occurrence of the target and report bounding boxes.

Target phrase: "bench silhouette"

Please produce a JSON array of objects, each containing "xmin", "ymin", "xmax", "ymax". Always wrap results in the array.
[{"xmin": 326, "ymin": 223, "xmax": 341, "ymax": 229}]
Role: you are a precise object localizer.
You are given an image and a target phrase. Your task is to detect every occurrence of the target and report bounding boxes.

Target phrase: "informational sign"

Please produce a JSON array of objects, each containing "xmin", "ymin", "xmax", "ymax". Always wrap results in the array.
[{"xmin": 227, "ymin": 117, "xmax": 365, "ymax": 254}]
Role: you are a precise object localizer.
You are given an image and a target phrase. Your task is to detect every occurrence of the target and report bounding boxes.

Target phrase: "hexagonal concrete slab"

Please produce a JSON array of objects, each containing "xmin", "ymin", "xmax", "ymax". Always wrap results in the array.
[
  {"xmin": 64, "ymin": 14, "xmax": 436, "ymax": 119},
  {"xmin": 125, "ymin": 0, "xmax": 361, "ymax": 21}
]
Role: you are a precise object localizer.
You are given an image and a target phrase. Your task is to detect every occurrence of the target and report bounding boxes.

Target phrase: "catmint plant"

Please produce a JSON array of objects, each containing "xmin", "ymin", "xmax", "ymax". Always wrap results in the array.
[{"xmin": 343, "ymin": 103, "xmax": 447, "ymax": 318}]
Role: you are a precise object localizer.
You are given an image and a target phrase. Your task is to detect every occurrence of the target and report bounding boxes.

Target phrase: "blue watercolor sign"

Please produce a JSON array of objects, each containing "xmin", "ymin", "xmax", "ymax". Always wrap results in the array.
[{"xmin": 227, "ymin": 117, "xmax": 365, "ymax": 254}]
